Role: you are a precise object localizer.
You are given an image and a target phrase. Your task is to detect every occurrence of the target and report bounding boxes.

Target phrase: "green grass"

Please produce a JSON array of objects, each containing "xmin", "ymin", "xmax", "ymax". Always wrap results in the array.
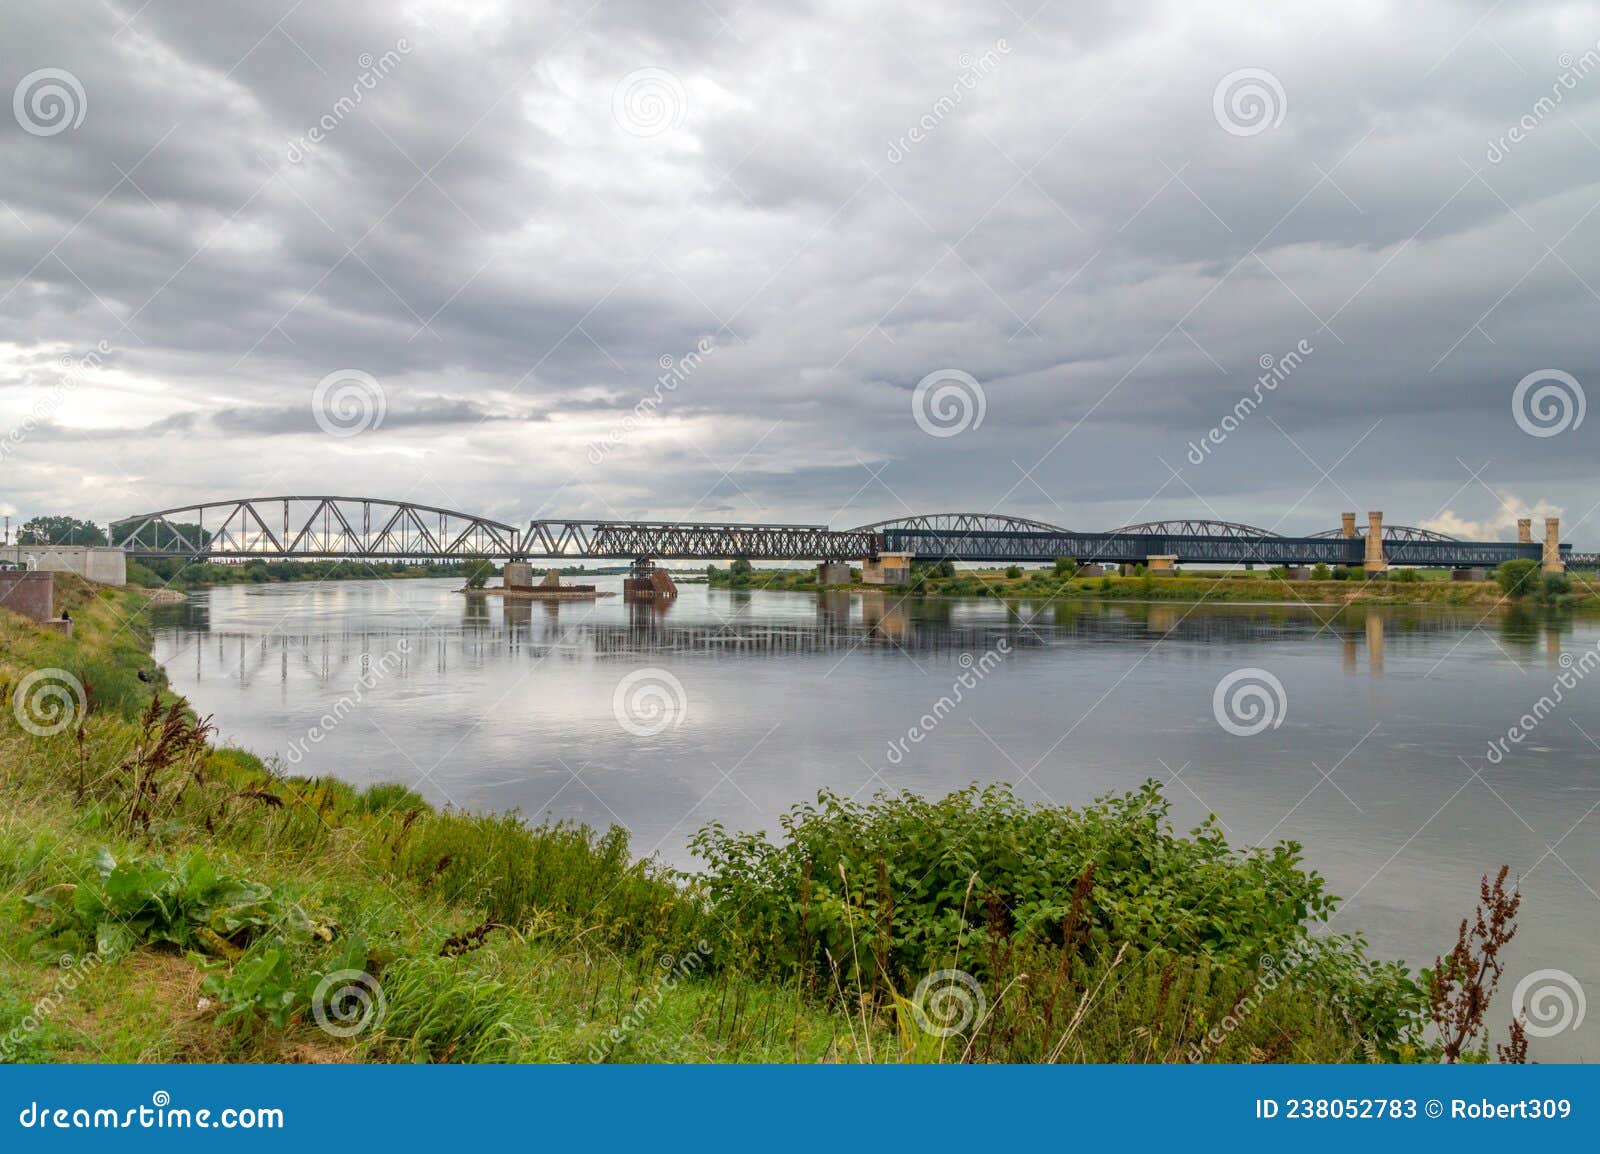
[
  {"xmin": 708, "ymin": 564, "xmax": 1600, "ymax": 608},
  {"xmin": 0, "ymin": 577, "xmax": 1508, "ymax": 1063}
]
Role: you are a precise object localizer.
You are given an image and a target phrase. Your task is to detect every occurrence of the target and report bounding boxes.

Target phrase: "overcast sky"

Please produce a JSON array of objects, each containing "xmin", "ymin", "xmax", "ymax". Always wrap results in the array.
[{"xmin": 3, "ymin": 1, "xmax": 1599, "ymax": 541}]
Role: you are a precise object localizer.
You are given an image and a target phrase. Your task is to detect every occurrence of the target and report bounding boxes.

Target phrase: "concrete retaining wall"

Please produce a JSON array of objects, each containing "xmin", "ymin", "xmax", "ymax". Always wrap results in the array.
[{"xmin": 1, "ymin": 545, "xmax": 126, "ymax": 586}]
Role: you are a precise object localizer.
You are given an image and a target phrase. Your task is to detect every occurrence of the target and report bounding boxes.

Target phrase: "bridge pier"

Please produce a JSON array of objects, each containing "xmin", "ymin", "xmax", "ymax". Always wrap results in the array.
[
  {"xmin": 1145, "ymin": 554, "xmax": 1177, "ymax": 572},
  {"xmin": 861, "ymin": 553, "xmax": 910, "ymax": 585},
  {"xmin": 1364, "ymin": 511, "xmax": 1387, "ymax": 575},
  {"xmin": 1518, "ymin": 518, "xmax": 1532, "ymax": 543},
  {"xmin": 623, "ymin": 560, "xmax": 678, "ymax": 601},
  {"xmin": 817, "ymin": 561, "xmax": 851, "ymax": 585},
  {"xmin": 1544, "ymin": 517, "xmax": 1565, "ymax": 573}
]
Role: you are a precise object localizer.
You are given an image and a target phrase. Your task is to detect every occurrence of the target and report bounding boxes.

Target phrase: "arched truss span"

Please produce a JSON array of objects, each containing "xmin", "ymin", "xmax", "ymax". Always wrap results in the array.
[
  {"xmin": 1111, "ymin": 519, "xmax": 1281, "ymax": 538},
  {"xmin": 111, "ymin": 496, "xmax": 522, "ymax": 559},
  {"xmin": 846, "ymin": 513, "xmax": 1072, "ymax": 534},
  {"xmin": 1307, "ymin": 524, "xmax": 1460, "ymax": 542}
]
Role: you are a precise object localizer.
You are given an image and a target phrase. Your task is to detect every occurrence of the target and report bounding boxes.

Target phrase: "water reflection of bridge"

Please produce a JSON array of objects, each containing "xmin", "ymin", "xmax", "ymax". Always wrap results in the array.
[{"xmin": 152, "ymin": 595, "xmax": 1575, "ymax": 685}]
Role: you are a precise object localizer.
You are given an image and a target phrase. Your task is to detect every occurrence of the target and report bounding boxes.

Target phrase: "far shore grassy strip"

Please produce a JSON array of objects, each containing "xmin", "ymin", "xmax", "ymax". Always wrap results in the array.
[
  {"xmin": 707, "ymin": 560, "xmax": 1586, "ymax": 608},
  {"xmin": 0, "ymin": 576, "xmax": 1527, "ymax": 1063}
]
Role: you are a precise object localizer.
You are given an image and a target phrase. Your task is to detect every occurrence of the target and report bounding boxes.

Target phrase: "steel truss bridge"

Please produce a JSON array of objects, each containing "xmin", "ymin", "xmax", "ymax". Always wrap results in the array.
[{"xmin": 110, "ymin": 498, "xmax": 1570, "ymax": 568}]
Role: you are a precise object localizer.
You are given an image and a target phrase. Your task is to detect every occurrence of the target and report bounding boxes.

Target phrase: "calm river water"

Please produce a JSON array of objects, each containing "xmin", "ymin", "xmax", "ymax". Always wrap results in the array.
[{"xmin": 149, "ymin": 577, "xmax": 1598, "ymax": 1058}]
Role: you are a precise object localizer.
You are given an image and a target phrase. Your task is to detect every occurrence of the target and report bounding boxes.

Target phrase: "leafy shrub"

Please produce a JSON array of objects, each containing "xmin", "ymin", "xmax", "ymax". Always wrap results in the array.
[
  {"xmin": 1388, "ymin": 568, "xmax": 1420, "ymax": 583},
  {"xmin": 1542, "ymin": 570, "xmax": 1571, "ymax": 599},
  {"xmin": 696, "ymin": 783, "xmax": 1335, "ymax": 987},
  {"xmin": 1494, "ymin": 558, "xmax": 1539, "ymax": 599},
  {"xmin": 1005, "ymin": 565, "xmax": 1022, "ymax": 579},
  {"xmin": 1311, "ymin": 563, "xmax": 1331, "ymax": 580}
]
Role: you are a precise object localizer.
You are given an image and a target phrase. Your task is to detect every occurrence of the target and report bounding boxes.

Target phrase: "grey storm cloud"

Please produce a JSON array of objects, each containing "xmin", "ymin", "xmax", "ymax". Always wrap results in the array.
[{"xmin": 2, "ymin": 0, "xmax": 1599, "ymax": 538}]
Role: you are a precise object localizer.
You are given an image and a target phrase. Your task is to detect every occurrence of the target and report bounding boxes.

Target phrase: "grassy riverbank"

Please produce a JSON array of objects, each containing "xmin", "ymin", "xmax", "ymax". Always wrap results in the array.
[
  {"xmin": 710, "ymin": 564, "xmax": 1600, "ymax": 608},
  {"xmin": 0, "ymin": 578, "xmax": 1526, "ymax": 1063}
]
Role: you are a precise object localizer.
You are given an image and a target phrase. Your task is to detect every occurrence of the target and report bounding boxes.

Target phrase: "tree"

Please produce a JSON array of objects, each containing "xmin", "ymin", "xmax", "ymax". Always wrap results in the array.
[
  {"xmin": 1005, "ymin": 564, "xmax": 1022, "ymax": 579},
  {"xmin": 16, "ymin": 516, "xmax": 107, "ymax": 546},
  {"xmin": 1541, "ymin": 570, "xmax": 1571, "ymax": 600},
  {"xmin": 1494, "ymin": 558, "xmax": 1540, "ymax": 600},
  {"xmin": 462, "ymin": 556, "xmax": 493, "ymax": 589},
  {"xmin": 1053, "ymin": 556, "xmax": 1077, "ymax": 577},
  {"xmin": 730, "ymin": 558, "xmax": 753, "ymax": 575},
  {"xmin": 1311, "ymin": 562, "xmax": 1331, "ymax": 580}
]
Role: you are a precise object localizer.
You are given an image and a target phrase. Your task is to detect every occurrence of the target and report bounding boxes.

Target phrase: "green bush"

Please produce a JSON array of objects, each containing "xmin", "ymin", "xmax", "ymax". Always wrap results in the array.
[
  {"xmin": 1494, "ymin": 558, "xmax": 1539, "ymax": 599},
  {"xmin": 1388, "ymin": 568, "xmax": 1420, "ymax": 583},
  {"xmin": 1542, "ymin": 570, "xmax": 1572, "ymax": 599},
  {"xmin": 1311, "ymin": 563, "xmax": 1331, "ymax": 580},
  {"xmin": 1005, "ymin": 565, "xmax": 1023, "ymax": 579}
]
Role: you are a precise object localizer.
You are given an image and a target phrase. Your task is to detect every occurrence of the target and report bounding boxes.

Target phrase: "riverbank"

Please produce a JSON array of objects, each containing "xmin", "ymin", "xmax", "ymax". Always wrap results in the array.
[
  {"xmin": 0, "ymin": 578, "xmax": 1527, "ymax": 1063},
  {"xmin": 709, "ymin": 565, "xmax": 1596, "ymax": 607}
]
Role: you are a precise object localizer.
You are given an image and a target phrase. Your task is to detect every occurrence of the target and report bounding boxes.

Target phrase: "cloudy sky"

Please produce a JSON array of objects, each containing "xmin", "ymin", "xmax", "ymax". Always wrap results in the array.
[{"xmin": 3, "ymin": 0, "xmax": 1599, "ymax": 542}]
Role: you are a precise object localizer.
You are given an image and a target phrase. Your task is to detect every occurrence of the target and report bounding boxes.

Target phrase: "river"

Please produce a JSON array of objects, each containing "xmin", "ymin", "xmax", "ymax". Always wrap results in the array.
[{"xmin": 148, "ymin": 576, "xmax": 1598, "ymax": 1059}]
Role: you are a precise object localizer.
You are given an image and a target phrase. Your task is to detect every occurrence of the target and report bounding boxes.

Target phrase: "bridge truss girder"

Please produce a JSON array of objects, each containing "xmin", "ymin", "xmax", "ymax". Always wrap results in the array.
[
  {"xmin": 520, "ymin": 520, "xmax": 880, "ymax": 561},
  {"xmin": 112, "ymin": 497, "xmax": 522, "ymax": 560}
]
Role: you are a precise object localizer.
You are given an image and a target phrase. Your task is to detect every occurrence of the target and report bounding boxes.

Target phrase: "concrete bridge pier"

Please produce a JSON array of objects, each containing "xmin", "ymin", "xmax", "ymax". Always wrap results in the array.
[
  {"xmin": 861, "ymin": 553, "xmax": 910, "ymax": 585},
  {"xmin": 1518, "ymin": 518, "xmax": 1532, "ymax": 543},
  {"xmin": 817, "ymin": 561, "xmax": 851, "ymax": 585},
  {"xmin": 1544, "ymin": 517, "xmax": 1565, "ymax": 573}
]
